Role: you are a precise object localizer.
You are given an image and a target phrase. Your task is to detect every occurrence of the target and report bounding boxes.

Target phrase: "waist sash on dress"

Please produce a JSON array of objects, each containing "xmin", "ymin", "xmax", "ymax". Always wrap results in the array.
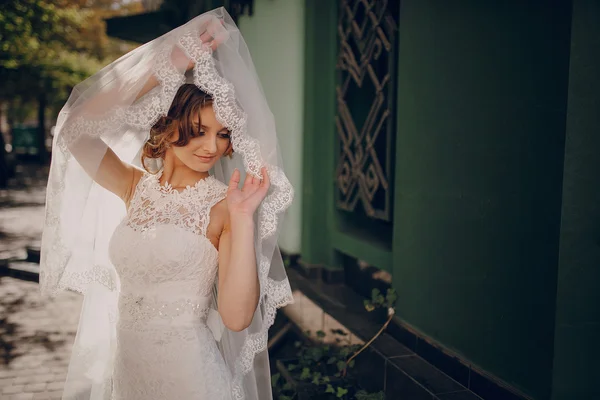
[{"xmin": 118, "ymin": 281, "xmax": 224, "ymax": 340}]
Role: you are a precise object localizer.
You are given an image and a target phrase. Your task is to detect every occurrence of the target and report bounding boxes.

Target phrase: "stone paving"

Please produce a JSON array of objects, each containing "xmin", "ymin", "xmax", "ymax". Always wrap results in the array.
[
  {"xmin": 0, "ymin": 163, "xmax": 83, "ymax": 400},
  {"xmin": 0, "ymin": 163, "xmax": 48, "ymax": 261},
  {"xmin": 0, "ymin": 277, "xmax": 82, "ymax": 400}
]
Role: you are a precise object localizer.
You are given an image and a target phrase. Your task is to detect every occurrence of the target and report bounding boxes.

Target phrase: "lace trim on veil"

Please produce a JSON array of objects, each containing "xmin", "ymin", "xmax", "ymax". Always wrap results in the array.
[
  {"xmin": 178, "ymin": 31, "xmax": 294, "ymax": 399},
  {"xmin": 40, "ymin": 40, "xmax": 188, "ymax": 297}
]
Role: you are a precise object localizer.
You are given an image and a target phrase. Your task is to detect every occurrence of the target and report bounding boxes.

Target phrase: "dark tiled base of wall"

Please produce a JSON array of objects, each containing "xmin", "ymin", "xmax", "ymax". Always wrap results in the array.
[{"xmin": 281, "ymin": 252, "xmax": 531, "ymax": 400}]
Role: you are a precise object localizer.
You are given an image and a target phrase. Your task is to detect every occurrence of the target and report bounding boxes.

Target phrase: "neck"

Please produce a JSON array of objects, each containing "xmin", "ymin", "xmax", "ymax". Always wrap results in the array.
[{"xmin": 159, "ymin": 163, "xmax": 210, "ymax": 188}]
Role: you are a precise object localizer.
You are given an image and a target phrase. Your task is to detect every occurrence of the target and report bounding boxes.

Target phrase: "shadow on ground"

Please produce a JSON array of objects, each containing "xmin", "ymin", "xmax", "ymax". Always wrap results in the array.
[{"xmin": 0, "ymin": 277, "xmax": 72, "ymax": 366}]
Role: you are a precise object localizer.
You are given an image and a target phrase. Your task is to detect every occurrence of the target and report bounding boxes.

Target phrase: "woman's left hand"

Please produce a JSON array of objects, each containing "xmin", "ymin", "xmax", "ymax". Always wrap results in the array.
[{"xmin": 226, "ymin": 167, "xmax": 270, "ymax": 217}]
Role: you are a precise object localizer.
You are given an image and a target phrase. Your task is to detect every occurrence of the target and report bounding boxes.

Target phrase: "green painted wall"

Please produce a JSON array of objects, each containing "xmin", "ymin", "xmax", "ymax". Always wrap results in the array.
[
  {"xmin": 237, "ymin": 0, "xmax": 305, "ymax": 253},
  {"xmin": 300, "ymin": 0, "xmax": 337, "ymax": 266},
  {"xmin": 301, "ymin": 1, "xmax": 600, "ymax": 398},
  {"xmin": 391, "ymin": 1, "xmax": 571, "ymax": 398},
  {"xmin": 551, "ymin": 1, "xmax": 600, "ymax": 399}
]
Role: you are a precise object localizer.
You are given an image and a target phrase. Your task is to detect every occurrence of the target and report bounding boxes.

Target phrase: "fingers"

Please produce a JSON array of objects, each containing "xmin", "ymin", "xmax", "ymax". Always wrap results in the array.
[
  {"xmin": 260, "ymin": 166, "xmax": 270, "ymax": 191},
  {"xmin": 199, "ymin": 18, "xmax": 228, "ymax": 50},
  {"xmin": 236, "ymin": 167, "xmax": 270, "ymax": 195},
  {"xmin": 228, "ymin": 168, "xmax": 241, "ymax": 191},
  {"xmin": 247, "ymin": 167, "xmax": 271, "ymax": 204},
  {"xmin": 242, "ymin": 172, "xmax": 256, "ymax": 191},
  {"xmin": 210, "ymin": 31, "xmax": 229, "ymax": 50},
  {"xmin": 199, "ymin": 29, "xmax": 212, "ymax": 44}
]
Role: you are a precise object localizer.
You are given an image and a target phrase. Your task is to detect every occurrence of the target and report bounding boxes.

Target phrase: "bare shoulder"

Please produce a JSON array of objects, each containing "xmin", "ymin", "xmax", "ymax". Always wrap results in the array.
[
  {"xmin": 123, "ymin": 166, "xmax": 147, "ymax": 208},
  {"xmin": 95, "ymin": 147, "xmax": 147, "ymax": 206},
  {"xmin": 130, "ymin": 166, "xmax": 146, "ymax": 187}
]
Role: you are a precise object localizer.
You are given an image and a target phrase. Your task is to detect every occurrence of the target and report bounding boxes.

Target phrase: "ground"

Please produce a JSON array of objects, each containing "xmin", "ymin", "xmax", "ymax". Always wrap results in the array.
[
  {"xmin": 0, "ymin": 277, "xmax": 82, "ymax": 400},
  {"xmin": 0, "ymin": 163, "xmax": 82, "ymax": 400}
]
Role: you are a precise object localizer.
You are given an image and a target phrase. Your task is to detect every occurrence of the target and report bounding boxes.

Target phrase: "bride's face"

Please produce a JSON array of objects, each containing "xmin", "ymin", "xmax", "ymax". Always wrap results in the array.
[{"xmin": 170, "ymin": 105, "xmax": 232, "ymax": 171}]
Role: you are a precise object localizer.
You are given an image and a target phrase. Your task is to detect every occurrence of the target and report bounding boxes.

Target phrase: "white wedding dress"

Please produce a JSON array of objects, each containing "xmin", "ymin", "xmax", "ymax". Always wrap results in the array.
[{"xmin": 107, "ymin": 168, "xmax": 233, "ymax": 400}]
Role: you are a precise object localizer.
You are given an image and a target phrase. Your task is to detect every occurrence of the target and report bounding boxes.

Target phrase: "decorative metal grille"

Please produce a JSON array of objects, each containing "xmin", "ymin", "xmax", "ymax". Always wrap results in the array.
[{"xmin": 336, "ymin": 0, "xmax": 398, "ymax": 221}]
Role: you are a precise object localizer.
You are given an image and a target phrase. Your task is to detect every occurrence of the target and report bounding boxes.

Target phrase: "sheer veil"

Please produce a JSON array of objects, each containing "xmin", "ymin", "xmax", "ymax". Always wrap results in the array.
[{"xmin": 39, "ymin": 7, "xmax": 294, "ymax": 400}]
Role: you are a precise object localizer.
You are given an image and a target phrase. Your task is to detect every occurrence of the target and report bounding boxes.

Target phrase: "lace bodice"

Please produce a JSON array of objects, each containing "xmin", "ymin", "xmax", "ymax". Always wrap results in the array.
[{"xmin": 109, "ymin": 168, "xmax": 228, "ymax": 297}]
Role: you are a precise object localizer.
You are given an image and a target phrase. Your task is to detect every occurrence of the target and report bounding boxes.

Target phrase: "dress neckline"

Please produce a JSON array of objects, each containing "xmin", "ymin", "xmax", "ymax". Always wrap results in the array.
[{"xmin": 151, "ymin": 168, "xmax": 215, "ymax": 196}]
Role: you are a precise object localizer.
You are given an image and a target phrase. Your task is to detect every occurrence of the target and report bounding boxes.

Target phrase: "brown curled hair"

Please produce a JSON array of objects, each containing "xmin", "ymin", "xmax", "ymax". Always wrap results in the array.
[{"xmin": 141, "ymin": 84, "xmax": 233, "ymax": 171}]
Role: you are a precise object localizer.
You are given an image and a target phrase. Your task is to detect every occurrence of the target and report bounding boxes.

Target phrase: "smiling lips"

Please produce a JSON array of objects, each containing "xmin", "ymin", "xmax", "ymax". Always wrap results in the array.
[{"xmin": 195, "ymin": 155, "xmax": 215, "ymax": 162}]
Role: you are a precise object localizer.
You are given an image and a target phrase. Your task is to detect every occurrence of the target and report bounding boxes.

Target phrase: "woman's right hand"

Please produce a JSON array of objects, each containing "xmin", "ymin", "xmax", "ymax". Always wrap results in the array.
[
  {"xmin": 200, "ymin": 18, "xmax": 228, "ymax": 50},
  {"xmin": 187, "ymin": 18, "xmax": 228, "ymax": 70}
]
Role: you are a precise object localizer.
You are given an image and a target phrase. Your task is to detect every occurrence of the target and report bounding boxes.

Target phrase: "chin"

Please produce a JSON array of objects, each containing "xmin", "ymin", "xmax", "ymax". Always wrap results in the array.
[
  {"xmin": 191, "ymin": 159, "xmax": 218, "ymax": 172},
  {"xmin": 192, "ymin": 164, "xmax": 212, "ymax": 173}
]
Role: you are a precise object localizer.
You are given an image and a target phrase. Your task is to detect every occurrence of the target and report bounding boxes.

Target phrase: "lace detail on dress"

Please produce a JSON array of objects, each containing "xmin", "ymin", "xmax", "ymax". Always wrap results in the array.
[
  {"xmin": 111, "ymin": 169, "xmax": 227, "ymax": 297},
  {"xmin": 108, "ymin": 168, "xmax": 232, "ymax": 400},
  {"xmin": 126, "ymin": 169, "xmax": 227, "ymax": 237}
]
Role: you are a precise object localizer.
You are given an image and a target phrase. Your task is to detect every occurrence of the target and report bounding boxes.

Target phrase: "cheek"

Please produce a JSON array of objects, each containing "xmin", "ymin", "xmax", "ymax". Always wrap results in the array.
[
  {"xmin": 172, "ymin": 143, "xmax": 194, "ymax": 158},
  {"xmin": 218, "ymin": 138, "xmax": 231, "ymax": 153}
]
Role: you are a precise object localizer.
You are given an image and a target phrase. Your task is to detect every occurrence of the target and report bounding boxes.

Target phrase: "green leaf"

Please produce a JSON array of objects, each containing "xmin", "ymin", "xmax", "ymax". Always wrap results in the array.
[
  {"xmin": 350, "ymin": 344, "xmax": 362, "ymax": 352},
  {"xmin": 311, "ymin": 372, "xmax": 321, "ymax": 385},
  {"xmin": 271, "ymin": 373, "xmax": 280, "ymax": 388},
  {"xmin": 327, "ymin": 356, "xmax": 337, "ymax": 364},
  {"xmin": 287, "ymin": 364, "xmax": 297, "ymax": 371},
  {"xmin": 355, "ymin": 390, "xmax": 368, "ymax": 398},
  {"xmin": 355, "ymin": 390, "xmax": 385, "ymax": 400},
  {"xmin": 348, "ymin": 359, "xmax": 355, "ymax": 368},
  {"xmin": 386, "ymin": 288, "xmax": 397, "ymax": 306},
  {"xmin": 300, "ymin": 367, "xmax": 311, "ymax": 380},
  {"xmin": 371, "ymin": 288, "xmax": 381, "ymax": 299},
  {"xmin": 325, "ymin": 384, "xmax": 335, "ymax": 394},
  {"xmin": 282, "ymin": 382, "xmax": 293, "ymax": 391},
  {"xmin": 308, "ymin": 347, "xmax": 324, "ymax": 362},
  {"xmin": 336, "ymin": 386, "xmax": 349, "ymax": 398},
  {"xmin": 336, "ymin": 360, "xmax": 346, "ymax": 372},
  {"xmin": 339, "ymin": 347, "xmax": 351, "ymax": 357}
]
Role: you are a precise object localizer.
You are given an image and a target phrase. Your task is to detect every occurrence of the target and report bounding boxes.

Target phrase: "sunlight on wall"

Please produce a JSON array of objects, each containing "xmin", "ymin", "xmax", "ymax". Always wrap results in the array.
[{"xmin": 238, "ymin": 0, "xmax": 304, "ymax": 254}]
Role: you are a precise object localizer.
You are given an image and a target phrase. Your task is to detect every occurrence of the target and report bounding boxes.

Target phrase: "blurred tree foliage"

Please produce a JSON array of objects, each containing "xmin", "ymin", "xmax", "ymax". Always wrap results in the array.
[
  {"xmin": 0, "ymin": 0, "xmax": 142, "ymax": 112},
  {"xmin": 0, "ymin": 0, "xmax": 142, "ymax": 163}
]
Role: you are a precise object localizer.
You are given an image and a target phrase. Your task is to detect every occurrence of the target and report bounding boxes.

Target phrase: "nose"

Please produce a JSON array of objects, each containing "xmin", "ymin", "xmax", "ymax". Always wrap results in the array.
[{"xmin": 202, "ymin": 134, "xmax": 218, "ymax": 154}]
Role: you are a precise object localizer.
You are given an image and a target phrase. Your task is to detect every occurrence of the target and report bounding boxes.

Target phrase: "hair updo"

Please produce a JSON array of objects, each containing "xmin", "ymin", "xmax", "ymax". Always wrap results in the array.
[{"xmin": 141, "ymin": 83, "xmax": 233, "ymax": 171}]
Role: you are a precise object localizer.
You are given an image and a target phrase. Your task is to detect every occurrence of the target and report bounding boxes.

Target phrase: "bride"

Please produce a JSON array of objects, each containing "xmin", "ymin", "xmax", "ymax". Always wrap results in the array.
[{"xmin": 39, "ymin": 7, "xmax": 294, "ymax": 400}]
